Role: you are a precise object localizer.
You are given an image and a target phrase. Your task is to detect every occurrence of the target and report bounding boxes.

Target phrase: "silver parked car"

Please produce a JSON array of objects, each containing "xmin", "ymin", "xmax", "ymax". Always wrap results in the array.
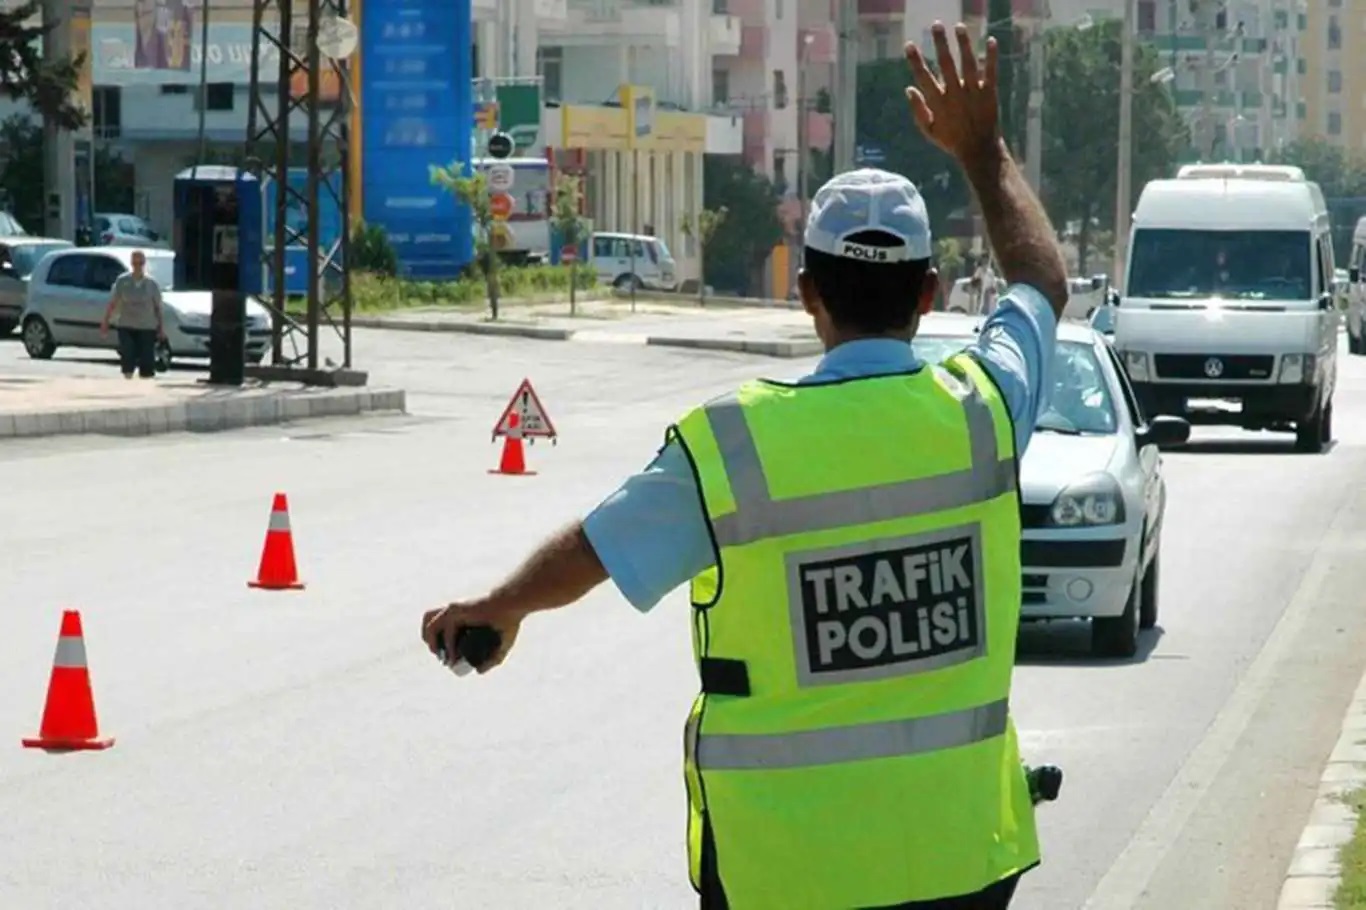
[
  {"xmin": 912, "ymin": 314, "xmax": 1190, "ymax": 658},
  {"xmin": 0, "ymin": 237, "xmax": 74, "ymax": 335}
]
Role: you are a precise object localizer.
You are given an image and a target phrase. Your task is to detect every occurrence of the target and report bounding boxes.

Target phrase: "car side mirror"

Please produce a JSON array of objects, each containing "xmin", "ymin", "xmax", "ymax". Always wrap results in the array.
[
  {"xmin": 1351, "ymin": 267, "xmax": 1361, "ymax": 283},
  {"xmin": 1318, "ymin": 292, "xmax": 1333, "ymax": 311},
  {"xmin": 1137, "ymin": 415, "xmax": 1189, "ymax": 449}
]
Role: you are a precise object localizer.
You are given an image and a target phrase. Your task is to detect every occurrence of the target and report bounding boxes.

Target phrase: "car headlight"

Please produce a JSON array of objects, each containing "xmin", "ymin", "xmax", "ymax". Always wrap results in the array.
[
  {"xmin": 1048, "ymin": 473, "xmax": 1126, "ymax": 527},
  {"xmin": 176, "ymin": 311, "xmax": 210, "ymax": 328},
  {"xmin": 1122, "ymin": 350, "xmax": 1150, "ymax": 382},
  {"xmin": 1278, "ymin": 353, "xmax": 1315, "ymax": 384}
]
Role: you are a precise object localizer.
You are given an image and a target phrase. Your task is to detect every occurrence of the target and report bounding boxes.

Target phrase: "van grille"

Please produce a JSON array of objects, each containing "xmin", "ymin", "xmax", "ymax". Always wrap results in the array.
[{"xmin": 1154, "ymin": 353, "xmax": 1274, "ymax": 380}]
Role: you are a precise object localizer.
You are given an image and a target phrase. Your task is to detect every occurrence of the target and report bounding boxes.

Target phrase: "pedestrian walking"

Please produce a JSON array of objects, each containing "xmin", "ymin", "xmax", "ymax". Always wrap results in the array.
[
  {"xmin": 423, "ymin": 21, "xmax": 1071, "ymax": 909},
  {"xmin": 100, "ymin": 250, "xmax": 165, "ymax": 380}
]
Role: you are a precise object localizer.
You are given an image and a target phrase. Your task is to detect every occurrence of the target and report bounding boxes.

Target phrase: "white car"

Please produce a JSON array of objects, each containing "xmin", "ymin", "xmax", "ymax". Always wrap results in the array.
[
  {"xmin": 0, "ymin": 237, "xmax": 73, "ymax": 335},
  {"xmin": 912, "ymin": 314, "xmax": 1190, "ymax": 658},
  {"xmin": 19, "ymin": 247, "xmax": 273, "ymax": 368},
  {"xmin": 95, "ymin": 212, "xmax": 168, "ymax": 249}
]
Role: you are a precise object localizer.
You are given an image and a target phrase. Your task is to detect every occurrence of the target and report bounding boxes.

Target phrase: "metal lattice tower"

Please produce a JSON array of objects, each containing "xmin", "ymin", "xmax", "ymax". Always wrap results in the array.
[{"xmin": 245, "ymin": 0, "xmax": 359, "ymax": 383}]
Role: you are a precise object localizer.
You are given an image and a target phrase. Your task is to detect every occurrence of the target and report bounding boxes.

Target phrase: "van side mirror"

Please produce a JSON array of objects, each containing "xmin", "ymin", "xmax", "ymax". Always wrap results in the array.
[
  {"xmin": 1090, "ymin": 275, "xmax": 1104, "ymax": 291},
  {"xmin": 1137, "ymin": 415, "xmax": 1189, "ymax": 449},
  {"xmin": 1352, "ymin": 267, "xmax": 1361, "ymax": 283},
  {"xmin": 1318, "ymin": 292, "xmax": 1333, "ymax": 311}
]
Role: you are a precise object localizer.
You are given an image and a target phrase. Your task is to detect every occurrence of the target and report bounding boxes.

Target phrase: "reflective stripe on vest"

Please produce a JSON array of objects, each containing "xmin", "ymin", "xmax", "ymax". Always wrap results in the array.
[
  {"xmin": 691, "ymin": 697, "xmax": 1008, "ymax": 771},
  {"xmin": 703, "ymin": 365, "xmax": 1014, "ymax": 549}
]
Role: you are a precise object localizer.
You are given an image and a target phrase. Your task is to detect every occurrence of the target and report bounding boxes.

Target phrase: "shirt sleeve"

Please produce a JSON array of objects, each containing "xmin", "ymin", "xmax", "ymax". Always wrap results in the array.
[
  {"xmin": 581, "ymin": 440, "xmax": 717, "ymax": 613},
  {"xmin": 966, "ymin": 283, "xmax": 1058, "ymax": 457}
]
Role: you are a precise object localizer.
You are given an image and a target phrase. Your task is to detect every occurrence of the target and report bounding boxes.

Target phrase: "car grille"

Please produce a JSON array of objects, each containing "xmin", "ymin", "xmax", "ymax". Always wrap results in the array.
[
  {"xmin": 1020, "ymin": 503, "xmax": 1051, "ymax": 528},
  {"xmin": 1153, "ymin": 353, "xmax": 1274, "ymax": 381},
  {"xmin": 1021, "ymin": 539, "xmax": 1127, "ymax": 567}
]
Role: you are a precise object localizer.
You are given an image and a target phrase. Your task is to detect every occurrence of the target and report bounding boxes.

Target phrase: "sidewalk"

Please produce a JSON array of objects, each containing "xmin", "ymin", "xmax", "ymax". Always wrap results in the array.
[
  {"xmin": 350, "ymin": 299, "xmax": 825, "ymax": 358},
  {"xmin": 1279, "ymin": 670, "xmax": 1366, "ymax": 907},
  {"xmin": 0, "ymin": 375, "xmax": 405, "ymax": 439}
]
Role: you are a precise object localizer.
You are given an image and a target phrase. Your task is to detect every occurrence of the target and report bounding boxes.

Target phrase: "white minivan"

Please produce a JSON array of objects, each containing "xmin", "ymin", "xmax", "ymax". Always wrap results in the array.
[
  {"xmin": 1346, "ymin": 216, "xmax": 1366, "ymax": 353},
  {"xmin": 589, "ymin": 231, "xmax": 679, "ymax": 292},
  {"xmin": 1113, "ymin": 163, "xmax": 1338, "ymax": 453}
]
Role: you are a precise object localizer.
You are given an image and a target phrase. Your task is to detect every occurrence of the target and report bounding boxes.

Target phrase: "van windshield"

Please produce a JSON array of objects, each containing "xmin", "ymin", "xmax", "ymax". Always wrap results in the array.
[{"xmin": 1127, "ymin": 229, "xmax": 1312, "ymax": 301}]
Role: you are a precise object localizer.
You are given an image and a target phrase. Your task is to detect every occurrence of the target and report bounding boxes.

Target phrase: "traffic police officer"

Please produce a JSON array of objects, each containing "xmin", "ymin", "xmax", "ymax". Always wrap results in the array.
[{"xmin": 424, "ymin": 22, "xmax": 1070, "ymax": 910}]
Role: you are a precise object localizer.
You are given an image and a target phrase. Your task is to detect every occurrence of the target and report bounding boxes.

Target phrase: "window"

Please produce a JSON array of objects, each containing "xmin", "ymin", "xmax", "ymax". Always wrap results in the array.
[
  {"xmin": 1313, "ymin": 236, "xmax": 1328, "ymax": 296},
  {"xmin": 872, "ymin": 24, "xmax": 893, "ymax": 59},
  {"xmin": 537, "ymin": 46, "xmax": 563, "ymax": 102},
  {"xmin": 1330, "ymin": 70, "xmax": 1343, "ymax": 93},
  {"xmin": 773, "ymin": 70, "xmax": 788, "ymax": 108},
  {"xmin": 1127, "ymin": 228, "xmax": 1314, "ymax": 301},
  {"xmin": 773, "ymin": 151, "xmax": 788, "ymax": 194},
  {"xmin": 44, "ymin": 255, "xmax": 86, "ymax": 288},
  {"xmin": 86, "ymin": 256, "xmax": 126, "ymax": 291},
  {"xmin": 1330, "ymin": 111, "xmax": 1342, "ymax": 135},
  {"xmin": 713, "ymin": 68, "xmax": 729, "ymax": 106},
  {"xmin": 196, "ymin": 82, "xmax": 233, "ymax": 112},
  {"xmin": 92, "ymin": 86, "xmax": 120, "ymax": 139},
  {"xmin": 1138, "ymin": 0, "xmax": 1156, "ymax": 33},
  {"xmin": 1105, "ymin": 344, "xmax": 1148, "ymax": 429},
  {"xmin": 1328, "ymin": 16, "xmax": 1341, "ymax": 50}
]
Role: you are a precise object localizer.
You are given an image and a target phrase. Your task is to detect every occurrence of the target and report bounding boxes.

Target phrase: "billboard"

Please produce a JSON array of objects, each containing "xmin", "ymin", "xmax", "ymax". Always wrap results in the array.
[
  {"xmin": 132, "ymin": 0, "xmax": 193, "ymax": 71},
  {"xmin": 360, "ymin": 0, "xmax": 474, "ymax": 278}
]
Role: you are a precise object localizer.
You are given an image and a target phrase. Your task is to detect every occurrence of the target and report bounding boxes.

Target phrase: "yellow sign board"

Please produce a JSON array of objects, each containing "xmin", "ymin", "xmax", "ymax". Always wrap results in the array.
[{"xmin": 561, "ymin": 105, "xmax": 705, "ymax": 154}]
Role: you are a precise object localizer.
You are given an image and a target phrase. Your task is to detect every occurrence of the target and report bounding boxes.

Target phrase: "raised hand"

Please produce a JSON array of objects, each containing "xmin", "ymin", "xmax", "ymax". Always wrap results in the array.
[{"xmin": 905, "ymin": 22, "xmax": 1001, "ymax": 164}]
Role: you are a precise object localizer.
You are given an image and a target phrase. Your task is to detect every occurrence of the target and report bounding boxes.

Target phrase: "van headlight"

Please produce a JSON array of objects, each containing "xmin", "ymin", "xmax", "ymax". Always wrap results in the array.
[
  {"xmin": 1122, "ymin": 351, "xmax": 1150, "ymax": 382},
  {"xmin": 1048, "ymin": 474, "xmax": 1126, "ymax": 527},
  {"xmin": 1278, "ymin": 354, "xmax": 1315, "ymax": 384}
]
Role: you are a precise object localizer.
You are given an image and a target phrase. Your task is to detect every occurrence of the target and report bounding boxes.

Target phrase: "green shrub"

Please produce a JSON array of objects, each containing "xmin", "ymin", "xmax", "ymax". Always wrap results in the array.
[
  {"xmin": 350, "ymin": 222, "xmax": 399, "ymax": 277},
  {"xmin": 350, "ymin": 264, "xmax": 597, "ymax": 313}
]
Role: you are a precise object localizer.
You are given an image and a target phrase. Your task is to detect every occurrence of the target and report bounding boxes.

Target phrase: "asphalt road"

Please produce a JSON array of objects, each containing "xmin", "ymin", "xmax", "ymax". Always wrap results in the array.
[{"xmin": 3, "ymin": 328, "xmax": 1366, "ymax": 909}]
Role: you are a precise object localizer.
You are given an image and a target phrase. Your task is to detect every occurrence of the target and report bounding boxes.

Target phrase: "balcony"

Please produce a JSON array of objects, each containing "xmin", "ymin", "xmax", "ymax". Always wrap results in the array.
[
  {"xmin": 563, "ymin": 0, "xmax": 680, "ymax": 44},
  {"xmin": 799, "ymin": 24, "xmax": 836, "ymax": 65},
  {"xmin": 858, "ymin": 0, "xmax": 904, "ymax": 18},
  {"xmin": 804, "ymin": 110, "xmax": 833, "ymax": 150},
  {"xmin": 706, "ymin": 113, "xmax": 744, "ymax": 154},
  {"xmin": 711, "ymin": 14, "xmax": 741, "ymax": 56},
  {"xmin": 740, "ymin": 23, "xmax": 768, "ymax": 60}
]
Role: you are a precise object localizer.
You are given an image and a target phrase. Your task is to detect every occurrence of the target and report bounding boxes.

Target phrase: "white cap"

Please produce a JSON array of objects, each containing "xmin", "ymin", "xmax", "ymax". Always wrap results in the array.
[{"xmin": 803, "ymin": 169, "xmax": 933, "ymax": 263}]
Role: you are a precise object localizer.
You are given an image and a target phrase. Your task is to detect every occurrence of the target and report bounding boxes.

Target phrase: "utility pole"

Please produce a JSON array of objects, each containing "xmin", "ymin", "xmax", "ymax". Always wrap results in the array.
[
  {"xmin": 1200, "ymin": 0, "xmax": 1217, "ymax": 159},
  {"xmin": 1025, "ymin": 30, "xmax": 1045, "ymax": 194},
  {"xmin": 797, "ymin": 35, "xmax": 810, "ymax": 264},
  {"xmin": 1114, "ymin": 0, "xmax": 1135, "ymax": 284},
  {"xmin": 833, "ymin": 0, "xmax": 858, "ymax": 174},
  {"xmin": 41, "ymin": 0, "xmax": 80, "ymax": 242}
]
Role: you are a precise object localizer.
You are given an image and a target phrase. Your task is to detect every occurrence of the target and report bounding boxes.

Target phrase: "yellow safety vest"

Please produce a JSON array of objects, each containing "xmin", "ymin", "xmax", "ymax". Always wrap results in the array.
[{"xmin": 670, "ymin": 353, "xmax": 1040, "ymax": 908}]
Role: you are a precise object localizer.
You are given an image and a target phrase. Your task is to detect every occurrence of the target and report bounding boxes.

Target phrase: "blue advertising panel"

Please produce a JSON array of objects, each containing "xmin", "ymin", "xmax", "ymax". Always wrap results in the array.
[
  {"xmin": 262, "ymin": 169, "xmax": 344, "ymax": 296},
  {"xmin": 361, "ymin": 0, "xmax": 474, "ymax": 278}
]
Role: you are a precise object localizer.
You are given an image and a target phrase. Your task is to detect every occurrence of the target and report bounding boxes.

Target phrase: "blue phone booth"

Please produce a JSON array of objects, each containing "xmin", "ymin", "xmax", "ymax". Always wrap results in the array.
[{"xmin": 173, "ymin": 167, "xmax": 264, "ymax": 385}]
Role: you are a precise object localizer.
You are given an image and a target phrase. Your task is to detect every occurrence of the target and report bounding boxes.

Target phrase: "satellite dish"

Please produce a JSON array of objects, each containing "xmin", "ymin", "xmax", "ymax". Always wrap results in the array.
[{"xmin": 317, "ymin": 15, "xmax": 359, "ymax": 60}]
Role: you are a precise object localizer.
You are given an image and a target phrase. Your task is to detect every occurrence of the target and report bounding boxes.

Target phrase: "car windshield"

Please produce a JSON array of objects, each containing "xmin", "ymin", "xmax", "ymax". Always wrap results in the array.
[
  {"xmin": 1127, "ymin": 228, "xmax": 1312, "ymax": 300},
  {"xmin": 8, "ymin": 242, "xmax": 72, "ymax": 277},
  {"xmin": 911, "ymin": 336, "xmax": 1119, "ymax": 435}
]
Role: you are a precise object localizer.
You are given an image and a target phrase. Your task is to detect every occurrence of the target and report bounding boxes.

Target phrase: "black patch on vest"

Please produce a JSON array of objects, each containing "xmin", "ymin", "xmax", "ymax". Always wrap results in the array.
[{"xmin": 790, "ymin": 530, "xmax": 985, "ymax": 682}]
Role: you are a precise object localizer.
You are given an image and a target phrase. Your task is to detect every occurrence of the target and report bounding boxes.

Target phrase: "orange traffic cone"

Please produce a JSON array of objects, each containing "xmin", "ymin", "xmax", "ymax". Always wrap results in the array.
[
  {"xmin": 490, "ymin": 412, "xmax": 535, "ymax": 476},
  {"xmin": 248, "ymin": 492, "xmax": 305, "ymax": 590},
  {"xmin": 23, "ymin": 610, "xmax": 114, "ymax": 751}
]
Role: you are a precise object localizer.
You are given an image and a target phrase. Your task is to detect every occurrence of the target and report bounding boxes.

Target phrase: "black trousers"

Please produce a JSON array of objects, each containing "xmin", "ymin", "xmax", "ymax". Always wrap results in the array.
[{"xmin": 116, "ymin": 327, "xmax": 158, "ymax": 378}]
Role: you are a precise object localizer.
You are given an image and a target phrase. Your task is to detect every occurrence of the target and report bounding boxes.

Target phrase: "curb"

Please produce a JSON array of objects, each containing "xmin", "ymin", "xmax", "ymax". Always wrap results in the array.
[
  {"xmin": 1278, "ymin": 670, "xmax": 1366, "ymax": 908},
  {"xmin": 645, "ymin": 336, "xmax": 823, "ymax": 358},
  {"xmin": 350, "ymin": 316, "xmax": 574, "ymax": 340},
  {"xmin": 0, "ymin": 387, "xmax": 406, "ymax": 439}
]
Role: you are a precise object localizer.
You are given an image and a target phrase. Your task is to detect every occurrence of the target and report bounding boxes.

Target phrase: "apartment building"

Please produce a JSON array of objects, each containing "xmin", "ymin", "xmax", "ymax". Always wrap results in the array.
[{"xmin": 1301, "ymin": 0, "xmax": 1366, "ymax": 149}]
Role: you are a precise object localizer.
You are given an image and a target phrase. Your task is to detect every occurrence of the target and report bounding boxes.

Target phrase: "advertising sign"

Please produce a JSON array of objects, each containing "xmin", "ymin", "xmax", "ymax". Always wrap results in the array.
[
  {"xmin": 361, "ymin": 0, "xmax": 474, "ymax": 278},
  {"xmin": 262, "ymin": 169, "xmax": 344, "ymax": 296}
]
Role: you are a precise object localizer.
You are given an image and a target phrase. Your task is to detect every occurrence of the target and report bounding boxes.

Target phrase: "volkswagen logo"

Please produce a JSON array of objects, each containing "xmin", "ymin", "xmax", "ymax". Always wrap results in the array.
[{"xmin": 1203, "ymin": 357, "xmax": 1224, "ymax": 378}]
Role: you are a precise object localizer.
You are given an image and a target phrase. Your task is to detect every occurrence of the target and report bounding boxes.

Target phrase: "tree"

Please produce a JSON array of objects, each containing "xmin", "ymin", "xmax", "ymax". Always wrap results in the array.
[
  {"xmin": 430, "ymin": 161, "xmax": 501, "ymax": 319},
  {"xmin": 0, "ymin": 115, "xmax": 131, "ymax": 230},
  {"xmin": 1, "ymin": 1, "xmax": 89, "ymax": 131},
  {"xmin": 1270, "ymin": 139, "xmax": 1366, "ymax": 261},
  {"xmin": 679, "ymin": 206, "xmax": 727, "ymax": 306},
  {"xmin": 550, "ymin": 173, "xmax": 588, "ymax": 315},
  {"xmin": 988, "ymin": 0, "xmax": 1021, "ymax": 154},
  {"xmin": 701, "ymin": 156, "xmax": 782, "ymax": 295},
  {"xmin": 855, "ymin": 59, "xmax": 971, "ymax": 242},
  {"xmin": 1040, "ymin": 18, "xmax": 1185, "ymax": 272}
]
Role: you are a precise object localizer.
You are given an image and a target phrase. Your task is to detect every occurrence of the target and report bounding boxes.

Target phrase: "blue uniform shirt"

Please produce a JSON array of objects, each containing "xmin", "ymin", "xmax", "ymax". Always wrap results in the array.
[{"xmin": 582, "ymin": 284, "xmax": 1059, "ymax": 612}]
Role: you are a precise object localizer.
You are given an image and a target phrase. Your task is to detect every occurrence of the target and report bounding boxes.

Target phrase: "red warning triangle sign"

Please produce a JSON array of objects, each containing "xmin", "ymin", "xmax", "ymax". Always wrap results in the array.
[{"xmin": 493, "ymin": 378, "xmax": 557, "ymax": 440}]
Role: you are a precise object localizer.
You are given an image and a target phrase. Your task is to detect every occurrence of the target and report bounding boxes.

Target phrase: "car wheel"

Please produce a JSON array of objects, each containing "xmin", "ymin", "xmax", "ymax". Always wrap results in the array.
[
  {"xmin": 1092, "ymin": 565, "xmax": 1141, "ymax": 659},
  {"xmin": 1139, "ymin": 549, "xmax": 1159, "ymax": 630},
  {"xmin": 0, "ymin": 319, "xmax": 15, "ymax": 337},
  {"xmin": 1295, "ymin": 402, "xmax": 1327, "ymax": 453},
  {"xmin": 613, "ymin": 274, "xmax": 640, "ymax": 292},
  {"xmin": 1351, "ymin": 332, "xmax": 1364, "ymax": 355},
  {"xmin": 21, "ymin": 315, "xmax": 55, "ymax": 360},
  {"xmin": 1321, "ymin": 400, "xmax": 1334, "ymax": 443}
]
